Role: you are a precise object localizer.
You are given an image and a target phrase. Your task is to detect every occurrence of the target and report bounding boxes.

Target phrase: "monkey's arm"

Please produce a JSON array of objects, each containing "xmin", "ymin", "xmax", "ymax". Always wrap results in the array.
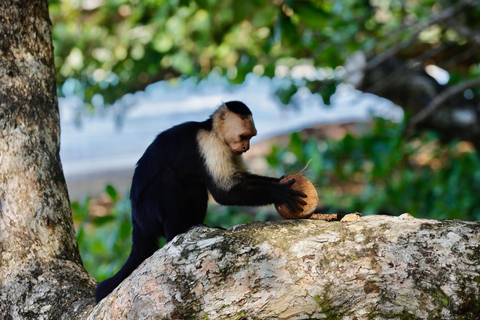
[
  {"xmin": 208, "ymin": 175, "xmax": 306, "ymax": 212},
  {"xmin": 242, "ymin": 172, "xmax": 281, "ymax": 183}
]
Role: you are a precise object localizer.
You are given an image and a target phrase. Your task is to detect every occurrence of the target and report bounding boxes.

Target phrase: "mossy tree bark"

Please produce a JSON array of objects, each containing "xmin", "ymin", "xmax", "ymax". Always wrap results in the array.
[
  {"xmin": 0, "ymin": 1, "xmax": 96, "ymax": 318},
  {"xmin": 90, "ymin": 215, "xmax": 480, "ymax": 320}
]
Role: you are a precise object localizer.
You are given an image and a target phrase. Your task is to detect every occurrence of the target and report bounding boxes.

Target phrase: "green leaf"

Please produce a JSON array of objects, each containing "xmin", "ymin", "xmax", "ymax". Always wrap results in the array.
[
  {"xmin": 252, "ymin": 6, "xmax": 277, "ymax": 26},
  {"xmin": 233, "ymin": 0, "xmax": 254, "ymax": 22},
  {"xmin": 92, "ymin": 216, "xmax": 116, "ymax": 226},
  {"xmin": 278, "ymin": 14, "xmax": 299, "ymax": 45},
  {"xmin": 106, "ymin": 184, "xmax": 118, "ymax": 202},
  {"xmin": 275, "ymin": 84, "xmax": 298, "ymax": 105},
  {"xmin": 292, "ymin": 3, "xmax": 327, "ymax": 29}
]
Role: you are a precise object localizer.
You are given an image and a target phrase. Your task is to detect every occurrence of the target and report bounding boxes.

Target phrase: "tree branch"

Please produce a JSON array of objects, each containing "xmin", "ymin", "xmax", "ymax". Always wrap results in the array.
[
  {"xmin": 87, "ymin": 216, "xmax": 480, "ymax": 319},
  {"xmin": 367, "ymin": 0, "xmax": 475, "ymax": 71},
  {"xmin": 408, "ymin": 77, "xmax": 480, "ymax": 127}
]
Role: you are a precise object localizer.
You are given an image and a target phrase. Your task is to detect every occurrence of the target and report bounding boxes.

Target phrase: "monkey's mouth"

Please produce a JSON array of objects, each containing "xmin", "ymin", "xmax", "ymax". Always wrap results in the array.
[{"xmin": 233, "ymin": 149, "xmax": 245, "ymax": 155}]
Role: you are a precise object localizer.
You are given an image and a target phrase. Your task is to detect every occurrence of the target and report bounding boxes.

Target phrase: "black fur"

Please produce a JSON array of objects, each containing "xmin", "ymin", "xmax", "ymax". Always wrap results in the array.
[
  {"xmin": 224, "ymin": 100, "xmax": 252, "ymax": 116},
  {"xmin": 94, "ymin": 102, "xmax": 305, "ymax": 302}
]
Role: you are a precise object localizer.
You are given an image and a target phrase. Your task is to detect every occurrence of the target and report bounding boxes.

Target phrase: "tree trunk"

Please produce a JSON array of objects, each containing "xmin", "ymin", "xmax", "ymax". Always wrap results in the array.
[
  {"xmin": 0, "ymin": 1, "xmax": 96, "ymax": 318},
  {"xmin": 89, "ymin": 215, "xmax": 480, "ymax": 320}
]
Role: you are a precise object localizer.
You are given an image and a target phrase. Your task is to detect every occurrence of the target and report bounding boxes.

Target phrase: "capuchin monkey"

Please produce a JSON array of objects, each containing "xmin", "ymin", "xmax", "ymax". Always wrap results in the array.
[{"xmin": 95, "ymin": 101, "xmax": 307, "ymax": 302}]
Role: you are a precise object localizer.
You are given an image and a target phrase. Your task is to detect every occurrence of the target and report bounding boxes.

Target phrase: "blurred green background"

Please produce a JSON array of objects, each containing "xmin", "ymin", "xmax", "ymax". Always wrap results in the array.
[{"xmin": 50, "ymin": 0, "xmax": 480, "ymax": 281}]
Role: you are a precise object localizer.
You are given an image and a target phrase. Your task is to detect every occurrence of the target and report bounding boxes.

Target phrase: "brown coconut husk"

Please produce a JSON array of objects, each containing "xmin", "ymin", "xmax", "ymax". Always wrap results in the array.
[
  {"xmin": 275, "ymin": 172, "xmax": 318, "ymax": 219},
  {"xmin": 310, "ymin": 213, "xmax": 337, "ymax": 221}
]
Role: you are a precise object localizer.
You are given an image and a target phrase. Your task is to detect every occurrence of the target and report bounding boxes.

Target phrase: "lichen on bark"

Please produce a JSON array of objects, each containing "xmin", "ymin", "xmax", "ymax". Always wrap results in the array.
[{"xmin": 90, "ymin": 215, "xmax": 480, "ymax": 319}]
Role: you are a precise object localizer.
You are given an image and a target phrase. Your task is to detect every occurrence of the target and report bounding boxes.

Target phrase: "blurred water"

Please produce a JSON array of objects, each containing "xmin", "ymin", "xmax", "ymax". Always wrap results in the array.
[{"xmin": 59, "ymin": 74, "xmax": 402, "ymax": 199}]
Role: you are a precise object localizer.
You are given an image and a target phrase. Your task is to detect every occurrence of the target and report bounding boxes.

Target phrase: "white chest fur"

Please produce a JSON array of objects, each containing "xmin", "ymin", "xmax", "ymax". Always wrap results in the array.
[{"xmin": 197, "ymin": 129, "xmax": 246, "ymax": 191}]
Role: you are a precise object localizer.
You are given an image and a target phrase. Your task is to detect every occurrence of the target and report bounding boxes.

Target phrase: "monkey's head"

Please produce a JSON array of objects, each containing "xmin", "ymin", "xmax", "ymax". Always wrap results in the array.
[{"xmin": 213, "ymin": 101, "xmax": 257, "ymax": 155}]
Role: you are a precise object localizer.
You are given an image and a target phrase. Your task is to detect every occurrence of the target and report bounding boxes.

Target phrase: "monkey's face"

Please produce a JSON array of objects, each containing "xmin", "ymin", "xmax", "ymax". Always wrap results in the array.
[{"xmin": 223, "ymin": 113, "xmax": 257, "ymax": 155}]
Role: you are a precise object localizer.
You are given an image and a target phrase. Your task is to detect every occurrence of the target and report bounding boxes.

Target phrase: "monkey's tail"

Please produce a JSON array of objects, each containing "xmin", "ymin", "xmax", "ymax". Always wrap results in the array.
[{"xmin": 94, "ymin": 233, "xmax": 159, "ymax": 303}]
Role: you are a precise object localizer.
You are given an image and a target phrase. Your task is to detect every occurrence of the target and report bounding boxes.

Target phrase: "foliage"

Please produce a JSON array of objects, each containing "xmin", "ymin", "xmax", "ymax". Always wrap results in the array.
[
  {"xmin": 72, "ymin": 185, "xmax": 133, "ymax": 281},
  {"xmin": 267, "ymin": 118, "xmax": 480, "ymax": 220},
  {"xmin": 49, "ymin": 0, "xmax": 480, "ymax": 113}
]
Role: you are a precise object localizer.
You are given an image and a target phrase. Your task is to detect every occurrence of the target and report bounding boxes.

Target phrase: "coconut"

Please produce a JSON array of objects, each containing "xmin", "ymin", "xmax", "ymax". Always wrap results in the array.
[{"xmin": 275, "ymin": 174, "xmax": 318, "ymax": 219}]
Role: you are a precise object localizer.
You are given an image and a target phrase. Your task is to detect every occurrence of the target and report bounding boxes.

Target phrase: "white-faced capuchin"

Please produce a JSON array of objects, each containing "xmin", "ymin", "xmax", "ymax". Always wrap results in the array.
[{"xmin": 95, "ymin": 101, "xmax": 307, "ymax": 302}]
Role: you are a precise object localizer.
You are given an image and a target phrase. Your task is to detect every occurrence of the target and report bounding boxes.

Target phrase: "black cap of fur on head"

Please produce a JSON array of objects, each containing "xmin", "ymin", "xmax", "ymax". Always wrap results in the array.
[{"xmin": 225, "ymin": 101, "xmax": 252, "ymax": 116}]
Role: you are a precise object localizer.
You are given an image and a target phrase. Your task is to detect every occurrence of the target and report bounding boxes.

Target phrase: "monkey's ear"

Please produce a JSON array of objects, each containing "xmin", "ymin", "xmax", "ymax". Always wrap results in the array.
[
  {"xmin": 213, "ymin": 104, "xmax": 228, "ymax": 123},
  {"xmin": 219, "ymin": 109, "xmax": 227, "ymax": 121}
]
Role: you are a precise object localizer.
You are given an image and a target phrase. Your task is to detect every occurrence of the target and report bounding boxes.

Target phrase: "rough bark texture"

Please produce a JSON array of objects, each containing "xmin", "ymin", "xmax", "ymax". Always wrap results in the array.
[
  {"xmin": 89, "ymin": 215, "xmax": 480, "ymax": 320},
  {"xmin": 0, "ymin": 1, "xmax": 96, "ymax": 318}
]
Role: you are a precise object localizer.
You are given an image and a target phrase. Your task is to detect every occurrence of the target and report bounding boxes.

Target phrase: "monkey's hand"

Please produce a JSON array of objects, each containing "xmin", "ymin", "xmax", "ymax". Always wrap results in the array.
[{"xmin": 277, "ymin": 178, "xmax": 307, "ymax": 212}]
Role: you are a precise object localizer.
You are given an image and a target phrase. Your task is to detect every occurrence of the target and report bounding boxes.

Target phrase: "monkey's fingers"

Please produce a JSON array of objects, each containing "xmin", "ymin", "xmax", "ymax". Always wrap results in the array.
[
  {"xmin": 284, "ymin": 203, "xmax": 299, "ymax": 213},
  {"xmin": 287, "ymin": 191, "xmax": 307, "ymax": 206},
  {"xmin": 290, "ymin": 189, "xmax": 307, "ymax": 198},
  {"xmin": 282, "ymin": 179, "xmax": 307, "ymax": 198},
  {"xmin": 285, "ymin": 198, "xmax": 304, "ymax": 212},
  {"xmin": 295, "ymin": 197, "xmax": 307, "ymax": 206},
  {"xmin": 283, "ymin": 178, "xmax": 296, "ymax": 187}
]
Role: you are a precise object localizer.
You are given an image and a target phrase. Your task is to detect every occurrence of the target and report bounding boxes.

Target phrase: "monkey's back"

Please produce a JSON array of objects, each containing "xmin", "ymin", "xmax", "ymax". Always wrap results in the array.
[{"xmin": 130, "ymin": 120, "xmax": 209, "ymax": 205}]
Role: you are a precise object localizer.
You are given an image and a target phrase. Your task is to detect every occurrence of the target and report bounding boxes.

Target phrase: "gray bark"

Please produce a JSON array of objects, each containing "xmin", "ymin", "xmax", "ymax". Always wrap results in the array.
[
  {"xmin": 89, "ymin": 215, "xmax": 480, "ymax": 320},
  {"xmin": 0, "ymin": 1, "xmax": 96, "ymax": 318}
]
